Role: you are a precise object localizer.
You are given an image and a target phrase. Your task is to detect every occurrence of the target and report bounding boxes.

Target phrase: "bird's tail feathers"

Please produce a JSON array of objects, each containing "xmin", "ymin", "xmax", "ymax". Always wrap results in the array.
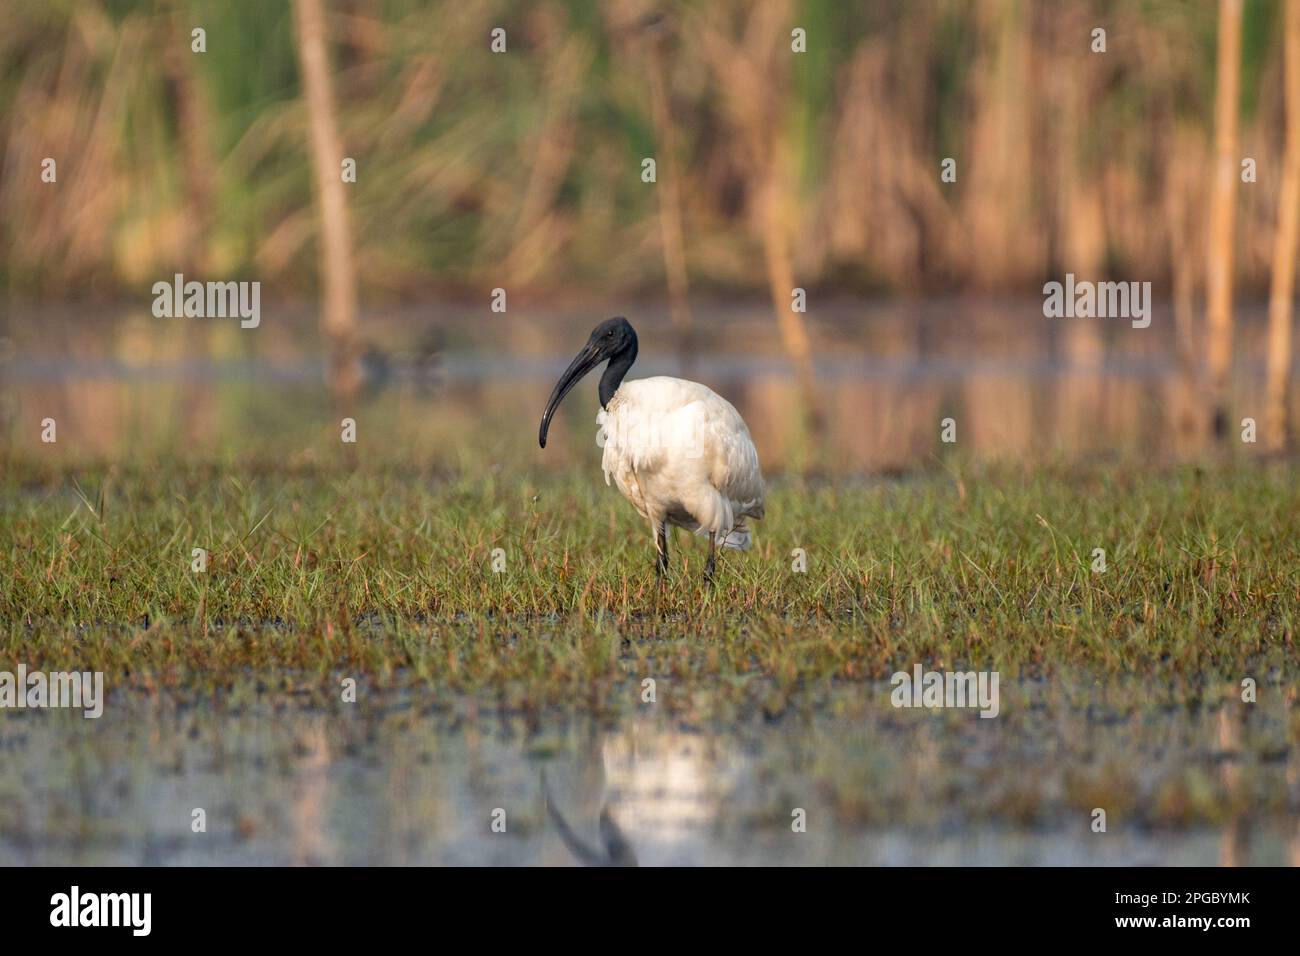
[
  {"xmin": 722, "ymin": 526, "xmax": 751, "ymax": 551},
  {"xmin": 694, "ymin": 521, "xmax": 751, "ymax": 551}
]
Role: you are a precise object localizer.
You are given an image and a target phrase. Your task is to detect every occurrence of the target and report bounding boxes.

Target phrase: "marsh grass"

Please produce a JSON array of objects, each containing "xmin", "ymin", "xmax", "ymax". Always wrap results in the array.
[
  {"xmin": 3, "ymin": 456, "xmax": 1297, "ymax": 853},
  {"xmin": 2, "ymin": 457, "xmax": 1295, "ymax": 712}
]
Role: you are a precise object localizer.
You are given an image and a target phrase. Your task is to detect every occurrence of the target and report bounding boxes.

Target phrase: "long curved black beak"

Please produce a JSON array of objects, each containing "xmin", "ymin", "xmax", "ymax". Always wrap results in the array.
[{"xmin": 539, "ymin": 343, "xmax": 604, "ymax": 448}]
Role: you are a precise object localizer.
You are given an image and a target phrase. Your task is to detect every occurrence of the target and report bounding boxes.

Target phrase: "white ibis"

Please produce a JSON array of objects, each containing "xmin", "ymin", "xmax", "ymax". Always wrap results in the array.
[{"xmin": 539, "ymin": 317, "xmax": 765, "ymax": 579}]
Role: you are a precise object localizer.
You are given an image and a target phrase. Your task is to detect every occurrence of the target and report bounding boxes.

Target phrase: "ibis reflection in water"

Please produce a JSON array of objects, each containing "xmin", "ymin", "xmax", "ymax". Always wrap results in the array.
[{"xmin": 539, "ymin": 317, "xmax": 765, "ymax": 580}]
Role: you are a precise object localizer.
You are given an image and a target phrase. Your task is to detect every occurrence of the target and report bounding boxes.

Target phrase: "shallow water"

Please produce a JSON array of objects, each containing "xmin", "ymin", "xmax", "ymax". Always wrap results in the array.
[
  {"xmin": 1, "ymin": 673, "xmax": 1293, "ymax": 866},
  {"xmin": 0, "ymin": 299, "xmax": 1289, "ymax": 470}
]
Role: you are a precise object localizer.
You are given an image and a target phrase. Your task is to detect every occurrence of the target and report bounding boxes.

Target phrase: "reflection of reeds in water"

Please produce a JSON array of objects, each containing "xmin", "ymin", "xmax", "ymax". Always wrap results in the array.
[
  {"xmin": 290, "ymin": 717, "xmax": 333, "ymax": 866},
  {"xmin": 1215, "ymin": 703, "xmax": 1248, "ymax": 867},
  {"xmin": 4, "ymin": 300, "xmax": 1286, "ymax": 472}
]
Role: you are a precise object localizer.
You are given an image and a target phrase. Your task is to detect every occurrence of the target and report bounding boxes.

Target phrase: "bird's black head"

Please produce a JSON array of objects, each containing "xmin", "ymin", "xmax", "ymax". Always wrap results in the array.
[
  {"xmin": 539, "ymin": 317, "xmax": 638, "ymax": 448},
  {"xmin": 588, "ymin": 316, "xmax": 636, "ymax": 353}
]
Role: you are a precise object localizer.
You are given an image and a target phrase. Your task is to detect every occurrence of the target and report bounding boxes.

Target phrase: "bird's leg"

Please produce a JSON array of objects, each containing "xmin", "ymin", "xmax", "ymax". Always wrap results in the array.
[
  {"xmin": 655, "ymin": 522, "xmax": 670, "ymax": 577},
  {"xmin": 703, "ymin": 531, "xmax": 717, "ymax": 583}
]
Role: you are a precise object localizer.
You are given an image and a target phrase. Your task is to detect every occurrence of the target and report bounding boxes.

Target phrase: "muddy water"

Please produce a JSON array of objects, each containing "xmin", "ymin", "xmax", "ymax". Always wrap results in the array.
[{"xmin": 1, "ymin": 675, "xmax": 1293, "ymax": 866}]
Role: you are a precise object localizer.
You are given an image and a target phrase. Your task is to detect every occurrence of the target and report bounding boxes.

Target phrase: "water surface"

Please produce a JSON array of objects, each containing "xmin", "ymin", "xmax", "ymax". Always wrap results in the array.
[{"xmin": 2, "ymin": 673, "xmax": 1292, "ymax": 866}]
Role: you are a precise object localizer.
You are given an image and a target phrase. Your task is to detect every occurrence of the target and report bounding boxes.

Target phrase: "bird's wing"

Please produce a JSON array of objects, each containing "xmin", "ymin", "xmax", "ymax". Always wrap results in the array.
[
  {"xmin": 702, "ymin": 402, "xmax": 765, "ymax": 516},
  {"xmin": 600, "ymin": 378, "xmax": 764, "ymax": 517},
  {"xmin": 598, "ymin": 399, "xmax": 672, "ymax": 478}
]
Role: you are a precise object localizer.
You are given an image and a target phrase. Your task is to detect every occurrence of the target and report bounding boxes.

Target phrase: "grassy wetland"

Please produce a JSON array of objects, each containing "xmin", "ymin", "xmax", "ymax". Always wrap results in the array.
[
  {"xmin": 3, "ymin": 302, "xmax": 1299, "ymax": 865},
  {"xmin": 2, "ymin": 435, "xmax": 1297, "ymax": 864},
  {"xmin": 3, "ymin": 0, "xmax": 1300, "ymax": 865},
  {"xmin": 3, "ymin": 458, "xmax": 1297, "ymax": 699}
]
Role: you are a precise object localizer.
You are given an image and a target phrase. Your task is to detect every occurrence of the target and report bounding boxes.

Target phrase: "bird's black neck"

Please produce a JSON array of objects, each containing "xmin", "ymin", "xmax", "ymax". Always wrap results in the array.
[{"xmin": 599, "ymin": 342, "xmax": 636, "ymax": 408}]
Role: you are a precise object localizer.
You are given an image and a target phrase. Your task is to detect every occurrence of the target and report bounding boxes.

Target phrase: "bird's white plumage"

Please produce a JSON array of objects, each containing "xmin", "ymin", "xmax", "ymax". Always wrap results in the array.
[{"xmin": 596, "ymin": 376, "xmax": 764, "ymax": 550}]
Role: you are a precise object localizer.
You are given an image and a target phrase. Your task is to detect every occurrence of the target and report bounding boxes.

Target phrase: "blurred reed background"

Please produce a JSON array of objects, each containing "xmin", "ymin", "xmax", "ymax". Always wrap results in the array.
[{"xmin": 0, "ymin": 0, "xmax": 1296, "ymax": 472}]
